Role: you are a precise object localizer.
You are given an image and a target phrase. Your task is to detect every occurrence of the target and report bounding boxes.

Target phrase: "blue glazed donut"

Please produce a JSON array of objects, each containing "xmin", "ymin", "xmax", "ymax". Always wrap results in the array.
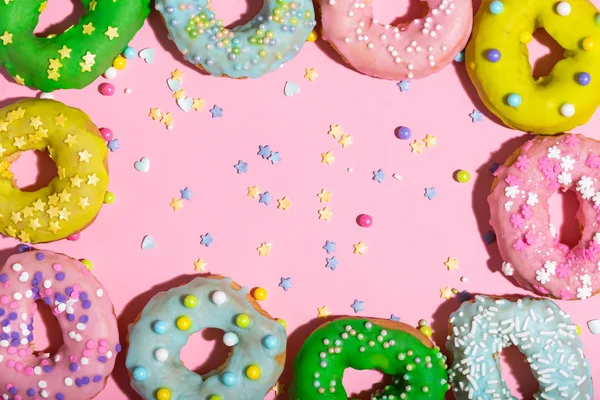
[
  {"xmin": 447, "ymin": 295, "xmax": 594, "ymax": 400},
  {"xmin": 125, "ymin": 275, "xmax": 287, "ymax": 399},
  {"xmin": 155, "ymin": 0, "xmax": 316, "ymax": 78}
]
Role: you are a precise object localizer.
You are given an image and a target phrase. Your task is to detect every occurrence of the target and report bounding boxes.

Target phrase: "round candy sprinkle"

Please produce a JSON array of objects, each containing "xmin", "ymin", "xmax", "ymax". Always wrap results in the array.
[
  {"xmin": 583, "ymin": 37, "xmax": 596, "ymax": 51},
  {"xmin": 507, "ymin": 93, "xmax": 522, "ymax": 107},
  {"xmin": 578, "ymin": 72, "xmax": 592, "ymax": 86},
  {"xmin": 236, "ymin": 314, "xmax": 250, "ymax": 328},
  {"xmin": 561, "ymin": 103, "xmax": 575, "ymax": 117},
  {"xmin": 183, "ymin": 295, "xmax": 198, "ymax": 308},
  {"xmin": 487, "ymin": 49, "xmax": 501, "ymax": 62},
  {"xmin": 277, "ymin": 318, "xmax": 287, "ymax": 329},
  {"xmin": 489, "ymin": 0, "xmax": 504, "ymax": 14},
  {"xmin": 357, "ymin": 214, "xmax": 373, "ymax": 228},
  {"xmin": 133, "ymin": 367, "xmax": 148, "ymax": 381},
  {"xmin": 153, "ymin": 320, "xmax": 168, "ymax": 334},
  {"xmin": 221, "ymin": 372, "xmax": 237, "ymax": 386},
  {"xmin": 208, "ymin": 396, "xmax": 222, "ymax": 400},
  {"xmin": 113, "ymin": 55, "xmax": 127, "ymax": 70},
  {"xmin": 211, "ymin": 290, "xmax": 227, "ymax": 305},
  {"xmin": 80, "ymin": 259, "xmax": 93, "ymax": 271},
  {"xmin": 104, "ymin": 192, "xmax": 116, "ymax": 204},
  {"xmin": 454, "ymin": 51, "xmax": 465, "ymax": 62},
  {"xmin": 176, "ymin": 316, "xmax": 192, "ymax": 330},
  {"xmin": 456, "ymin": 170, "xmax": 471, "ymax": 183},
  {"xmin": 519, "ymin": 31, "xmax": 532, "ymax": 44},
  {"xmin": 576, "ymin": 324, "xmax": 582, "ymax": 335},
  {"xmin": 223, "ymin": 332, "xmax": 240, "ymax": 347},
  {"xmin": 39, "ymin": 92, "xmax": 54, "ymax": 99},
  {"xmin": 100, "ymin": 83, "xmax": 115, "ymax": 96},
  {"xmin": 104, "ymin": 67, "xmax": 118, "ymax": 79},
  {"xmin": 123, "ymin": 46, "xmax": 137, "ymax": 59},
  {"xmin": 67, "ymin": 233, "xmax": 81, "ymax": 241},
  {"xmin": 156, "ymin": 388, "xmax": 171, "ymax": 400},
  {"xmin": 306, "ymin": 30, "xmax": 318, "ymax": 42},
  {"xmin": 252, "ymin": 287, "xmax": 267, "ymax": 301},
  {"xmin": 418, "ymin": 319, "xmax": 428, "ymax": 327},
  {"xmin": 420, "ymin": 326, "xmax": 433, "ymax": 337},
  {"xmin": 596, "ymin": 13, "xmax": 600, "ymax": 24},
  {"xmin": 154, "ymin": 348, "xmax": 169, "ymax": 362},
  {"xmin": 262, "ymin": 335, "xmax": 279, "ymax": 349},
  {"xmin": 100, "ymin": 128, "xmax": 113, "ymax": 141},
  {"xmin": 556, "ymin": 1, "xmax": 571, "ymax": 16},
  {"xmin": 246, "ymin": 365, "xmax": 261, "ymax": 380},
  {"xmin": 395, "ymin": 126, "xmax": 411, "ymax": 140}
]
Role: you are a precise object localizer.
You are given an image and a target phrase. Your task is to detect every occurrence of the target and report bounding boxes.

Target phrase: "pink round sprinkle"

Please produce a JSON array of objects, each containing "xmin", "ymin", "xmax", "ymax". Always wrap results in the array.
[
  {"xmin": 17, "ymin": 349, "xmax": 26, "ymax": 357},
  {"xmin": 52, "ymin": 263, "xmax": 62, "ymax": 272},
  {"xmin": 70, "ymin": 355, "xmax": 77, "ymax": 362},
  {"xmin": 44, "ymin": 289, "xmax": 52, "ymax": 296},
  {"xmin": 83, "ymin": 349, "xmax": 92, "ymax": 357},
  {"xmin": 7, "ymin": 347, "xmax": 16, "ymax": 354},
  {"xmin": 100, "ymin": 128, "xmax": 113, "ymax": 141},
  {"xmin": 41, "ymin": 359, "xmax": 49, "ymax": 365},
  {"xmin": 15, "ymin": 363, "xmax": 23, "ymax": 371},
  {"xmin": 67, "ymin": 233, "xmax": 81, "ymax": 241},
  {"xmin": 0, "ymin": 296, "xmax": 9, "ymax": 305},
  {"xmin": 86, "ymin": 340, "xmax": 95, "ymax": 350},
  {"xmin": 99, "ymin": 339, "xmax": 108, "ymax": 346},
  {"xmin": 9, "ymin": 302, "xmax": 18, "ymax": 310},
  {"xmin": 6, "ymin": 384, "xmax": 13, "ymax": 390},
  {"xmin": 73, "ymin": 284, "xmax": 81, "ymax": 291},
  {"xmin": 25, "ymin": 367, "xmax": 34, "ymax": 376},
  {"xmin": 71, "ymin": 291, "xmax": 80, "ymax": 300},
  {"xmin": 98, "ymin": 346, "xmax": 107, "ymax": 354},
  {"xmin": 6, "ymin": 360, "xmax": 15, "ymax": 368},
  {"xmin": 14, "ymin": 396, "xmax": 22, "ymax": 400},
  {"xmin": 357, "ymin": 214, "xmax": 373, "ymax": 228},
  {"xmin": 100, "ymin": 83, "xmax": 115, "ymax": 96}
]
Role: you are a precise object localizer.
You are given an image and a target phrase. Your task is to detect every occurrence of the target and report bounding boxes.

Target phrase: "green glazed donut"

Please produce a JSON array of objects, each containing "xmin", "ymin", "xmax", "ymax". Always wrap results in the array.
[
  {"xmin": 289, "ymin": 317, "xmax": 449, "ymax": 399},
  {"xmin": 0, "ymin": 0, "xmax": 151, "ymax": 91}
]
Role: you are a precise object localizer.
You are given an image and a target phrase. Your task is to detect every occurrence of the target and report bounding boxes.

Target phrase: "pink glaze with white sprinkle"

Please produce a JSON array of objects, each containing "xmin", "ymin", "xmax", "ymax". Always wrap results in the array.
[
  {"xmin": 0, "ymin": 249, "xmax": 119, "ymax": 399},
  {"xmin": 489, "ymin": 134, "xmax": 600, "ymax": 300},
  {"xmin": 319, "ymin": 0, "xmax": 472, "ymax": 80}
]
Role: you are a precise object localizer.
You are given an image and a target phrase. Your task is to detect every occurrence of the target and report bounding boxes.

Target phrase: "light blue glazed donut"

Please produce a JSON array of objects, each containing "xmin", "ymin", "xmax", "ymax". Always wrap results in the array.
[
  {"xmin": 155, "ymin": 0, "xmax": 316, "ymax": 78},
  {"xmin": 125, "ymin": 276, "xmax": 287, "ymax": 399},
  {"xmin": 447, "ymin": 295, "xmax": 593, "ymax": 400}
]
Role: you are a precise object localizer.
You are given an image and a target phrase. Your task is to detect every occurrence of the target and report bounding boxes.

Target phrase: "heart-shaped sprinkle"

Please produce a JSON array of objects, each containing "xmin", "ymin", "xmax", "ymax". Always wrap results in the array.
[
  {"xmin": 141, "ymin": 235, "xmax": 156, "ymax": 250},
  {"xmin": 588, "ymin": 319, "xmax": 600, "ymax": 335},
  {"xmin": 177, "ymin": 97, "xmax": 193, "ymax": 113},
  {"xmin": 138, "ymin": 48, "xmax": 155, "ymax": 64},
  {"xmin": 284, "ymin": 81, "xmax": 300, "ymax": 97},
  {"xmin": 134, "ymin": 157, "xmax": 150, "ymax": 173},
  {"xmin": 167, "ymin": 78, "xmax": 182, "ymax": 92}
]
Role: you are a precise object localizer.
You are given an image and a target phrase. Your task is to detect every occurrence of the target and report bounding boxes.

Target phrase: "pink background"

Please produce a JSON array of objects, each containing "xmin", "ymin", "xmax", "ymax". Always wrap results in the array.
[{"xmin": 1, "ymin": 0, "xmax": 599, "ymax": 397}]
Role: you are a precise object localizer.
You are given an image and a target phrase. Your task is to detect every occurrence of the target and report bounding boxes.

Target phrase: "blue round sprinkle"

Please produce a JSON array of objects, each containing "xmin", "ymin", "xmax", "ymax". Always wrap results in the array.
[
  {"xmin": 507, "ymin": 93, "xmax": 522, "ymax": 107},
  {"xmin": 578, "ymin": 72, "xmax": 592, "ymax": 86},
  {"xmin": 262, "ymin": 335, "xmax": 279, "ymax": 349},
  {"xmin": 133, "ymin": 367, "xmax": 149, "ymax": 381},
  {"xmin": 487, "ymin": 49, "xmax": 501, "ymax": 62},
  {"xmin": 489, "ymin": 0, "xmax": 504, "ymax": 14},
  {"xmin": 221, "ymin": 371, "xmax": 237, "ymax": 386},
  {"xmin": 27, "ymin": 389, "xmax": 35, "ymax": 397},
  {"xmin": 56, "ymin": 394, "xmax": 65, "ymax": 400},
  {"xmin": 123, "ymin": 46, "xmax": 137, "ymax": 59},
  {"xmin": 454, "ymin": 51, "xmax": 465, "ymax": 62},
  {"xmin": 596, "ymin": 13, "xmax": 600, "ymax": 24},
  {"xmin": 396, "ymin": 126, "xmax": 411, "ymax": 140},
  {"xmin": 36, "ymin": 252, "xmax": 44, "ymax": 261},
  {"xmin": 153, "ymin": 320, "xmax": 168, "ymax": 334}
]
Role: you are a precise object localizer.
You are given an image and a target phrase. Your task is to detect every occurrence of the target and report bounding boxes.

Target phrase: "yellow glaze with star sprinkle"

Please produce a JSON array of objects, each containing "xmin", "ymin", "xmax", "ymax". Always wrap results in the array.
[
  {"xmin": 0, "ymin": 99, "xmax": 108, "ymax": 243},
  {"xmin": 466, "ymin": 0, "xmax": 600, "ymax": 135}
]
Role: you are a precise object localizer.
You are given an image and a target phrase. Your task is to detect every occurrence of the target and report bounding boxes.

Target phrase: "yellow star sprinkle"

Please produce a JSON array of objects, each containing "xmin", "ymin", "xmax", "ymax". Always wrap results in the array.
[
  {"xmin": 58, "ymin": 189, "xmax": 71, "ymax": 203},
  {"xmin": 0, "ymin": 144, "xmax": 5, "ymax": 157},
  {"xmin": 87, "ymin": 173, "xmax": 100, "ymax": 186},
  {"xmin": 328, "ymin": 124, "xmax": 344, "ymax": 139},
  {"xmin": 440, "ymin": 286, "xmax": 454, "ymax": 300},
  {"xmin": 70, "ymin": 175, "xmax": 84, "ymax": 188},
  {"xmin": 257, "ymin": 242, "xmax": 272, "ymax": 256},
  {"xmin": 277, "ymin": 197, "xmax": 291, "ymax": 211},
  {"xmin": 48, "ymin": 221, "xmax": 61, "ymax": 233},
  {"xmin": 271, "ymin": 382, "xmax": 285, "ymax": 395},
  {"xmin": 10, "ymin": 212, "xmax": 22, "ymax": 225},
  {"xmin": 170, "ymin": 198, "xmax": 184, "ymax": 211},
  {"xmin": 28, "ymin": 134, "xmax": 41, "ymax": 144},
  {"xmin": 172, "ymin": 89, "xmax": 186, "ymax": 100},
  {"xmin": 14, "ymin": 108, "xmax": 25, "ymax": 119},
  {"xmin": 161, "ymin": 112, "xmax": 174, "ymax": 126},
  {"xmin": 13, "ymin": 136, "xmax": 26, "ymax": 149},
  {"xmin": 353, "ymin": 241, "xmax": 368, "ymax": 255},
  {"xmin": 0, "ymin": 120, "xmax": 8, "ymax": 132},
  {"xmin": 58, "ymin": 45, "xmax": 72, "ymax": 59},
  {"xmin": 82, "ymin": 23, "xmax": 95, "ymax": 35},
  {"xmin": 47, "ymin": 194, "xmax": 59, "ymax": 206},
  {"xmin": 38, "ymin": 1, "xmax": 47, "ymax": 12},
  {"xmin": 29, "ymin": 116, "xmax": 43, "ymax": 129},
  {"xmin": 64, "ymin": 134, "xmax": 77, "ymax": 147},
  {"xmin": 58, "ymin": 167, "xmax": 66, "ymax": 179},
  {"xmin": 318, "ymin": 207, "xmax": 333, "ymax": 221},
  {"xmin": 55, "ymin": 114, "xmax": 66, "ymax": 126},
  {"xmin": 32, "ymin": 199, "xmax": 46, "ymax": 212},
  {"xmin": 192, "ymin": 98, "xmax": 205, "ymax": 112},
  {"xmin": 171, "ymin": 69, "xmax": 184, "ymax": 81},
  {"xmin": 6, "ymin": 226, "xmax": 17, "ymax": 237},
  {"xmin": 410, "ymin": 140, "xmax": 424, "ymax": 153},
  {"xmin": 18, "ymin": 231, "xmax": 31, "ymax": 243},
  {"xmin": 0, "ymin": 31, "xmax": 13, "ymax": 45},
  {"xmin": 317, "ymin": 305, "xmax": 331, "ymax": 318},
  {"xmin": 47, "ymin": 69, "xmax": 60, "ymax": 81},
  {"xmin": 82, "ymin": 51, "xmax": 96, "ymax": 65},
  {"xmin": 13, "ymin": 75, "xmax": 25, "ymax": 85},
  {"xmin": 46, "ymin": 206, "xmax": 59, "ymax": 219},
  {"xmin": 29, "ymin": 218, "xmax": 41, "ymax": 231},
  {"xmin": 149, "ymin": 108, "xmax": 162, "ymax": 121},
  {"xmin": 444, "ymin": 257, "xmax": 459, "ymax": 271},
  {"xmin": 48, "ymin": 58, "xmax": 62, "ymax": 70},
  {"xmin": 247, "ymin": 186, "xmax": 261, "ymax": 199},
  {"xmin": 78, "ymin": 150, "xmax": 92, "ymax": 163},
  {"xmin": 304, "ymin": 68, "xmax": 318, "ymax": 82},
  {"xmin": 338, "ymin": 134, "xmax": 353, "ymax": 148},
  {"xmin": 194, "ymin": 258, "xmax": 208, "ymax": 272},
  {"xmin": 58, "ymin": 208, "xmax": 71, "ymax": 221},
  {"xmin": 35, "ymin": 127, "xmax": 48, "ymax": 139},
  {"xmin": 321, "ymin": 151, "xmax": 335, "ymax": 165},
  {"xmin": 89, "ymin": 0, "xmax": 97, "ymax": 10},
  {"xmin": 423, "ymin": 134, "xmax": 437, "ymax": 148},
  {"xmin": 317, "ymin": 189, "xmax": 331, "ymax": 203},
  {"xmin": 78, "ymin": 197, "xmax": 90, "ymax": 209},
  {"xmin": 104, "ymin": 26, "xmax": 119, "ymax": 40},
  {"xmin": 79, "ymin": 62, "xmax": 92, "ymax": 72}
]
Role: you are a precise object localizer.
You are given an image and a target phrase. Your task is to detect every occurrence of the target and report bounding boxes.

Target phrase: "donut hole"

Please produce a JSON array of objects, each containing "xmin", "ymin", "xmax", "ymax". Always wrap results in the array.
[
  {"xmin": 179, "ymin": 328, "xmax": 231, "ymax": 377},
  {"xmin": 342, "ymin": 369, "xmax": 389, "ymax": 399},
  {"xmin": 371, "ymin": 0, "xmax": 428, "ymax": 27},
  {"xmin": 548, "ymin": 189, "xmax": 582, "ymax": 248},
  {"xmin": 34, "ymin": 0, "xmax": 86, "ymax": 37},
  {"xmin": 30, "ymin": 300, "xmax": 64, "ymax": 357},
  {"xmin": 498, "ymin": 345, "xmax": 539, "ymax": 398},
  {"xmin": 210, "ymin": 0, "xmax": 265, "ymax": 29},
  {"xmin": 9, "ymin": 150, "xmax": 58, "ymax": 192},
  {"xmin": 527, "ymin": 28, "xmax": 565, "ymax": 80}
]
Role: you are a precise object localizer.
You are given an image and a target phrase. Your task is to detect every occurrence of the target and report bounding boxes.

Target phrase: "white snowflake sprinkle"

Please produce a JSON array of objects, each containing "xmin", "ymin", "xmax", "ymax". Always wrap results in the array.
[
  {"xmin": 548, "ymin": 146, "xmax": 561, "ymax": 159},
  {"xmin": 504, "ymin": 201, "xmax": 513, "ymax": 211},
  {"xmin": 502, "ymin": 262, "xmax": 514, "ymax": 276},
  {"xmin": 577, "ymin": 286, "xmax": 592, "ymax": 300},
  {"xmin": 526, "ymin": 193, "xmax": 539, "ymax": 206},
  {"xmin": 581, "ymin": 274, "xmax": 592, "ymax": 286},
  {"xmin": 505, "ymin": 186, "xmax": 520, "ymax": 199},
  {"xmin": 536, "ymin": 268, "xmax": 551, "ymax": 284},
  {"xmin": 595, "ymin": 233, "xmax": 600, "ymax": 244},
  {"xmin": 577, "ymin": 176, "xmax": 593, "ymax": 190},
  {"xmin": 558, "ymin": 172, "xmax": 572, "ymax": 186},
  {"xmin": 581, "ymin": 186, "xmax": 596, "ymax": 200},
  {"xmin": 544, "ymin": 261, "xmax": 557, "ymax": 275},
  {"xmin": 560, "ymin": 155, "xmax": 575, "ymax": 171}
]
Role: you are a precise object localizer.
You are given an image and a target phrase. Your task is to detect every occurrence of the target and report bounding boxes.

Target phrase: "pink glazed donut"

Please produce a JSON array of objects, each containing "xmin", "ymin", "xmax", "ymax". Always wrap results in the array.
[
  {"xmin": 489, "ymin": 134, "xmax": 600, "ymax": 301},
  {"xmin": 0, "ymin": 247, "xmax": 119, "ymax": 399},
  {"xmin": 319, "ymin": 0, "xmax": 473, "ymax": 80}
]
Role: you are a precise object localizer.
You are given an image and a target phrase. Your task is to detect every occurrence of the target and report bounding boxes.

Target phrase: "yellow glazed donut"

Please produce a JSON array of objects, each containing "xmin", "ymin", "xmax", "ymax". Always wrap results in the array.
[
  {"xmin": 0, "ymin": 99, "xmax": 108, "ymax": 243},
  {"xmin": 466, "ymin": 0, "xmax": 600, "ymax": 135}
]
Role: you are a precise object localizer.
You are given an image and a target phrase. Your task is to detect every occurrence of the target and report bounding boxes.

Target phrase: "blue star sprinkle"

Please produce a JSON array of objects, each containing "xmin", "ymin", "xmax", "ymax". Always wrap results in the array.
[
  {"xmin": 234, "ymin": 160, "xmax": 248, "ymax": 174},
  {"xmin": 489, "ymin": 162, "xmax": 500, "ymax": 174},
  {"xmin": 279, "ymin": 277, "xmax": 293, "ymax": 291},
  {"xmin": 209, "ymin": 105, "xmax": 223, "ymax": 118},
  {"xmin": 180, "ymin": 187, "xmax": 194, "ymax": 201},
  {"xmin": 107, "ymin": 139, "xmax": 120, "ymax": 152},
  {"xmin": 397, "ymin": 80, "xmax": 411, "ymax": 92},
  {"xmin": 200, "ymin": 233, "xmax": 214, "ymax": 247},
  {"xmin": 257, "ymin": 145, "xmax": 272, "ymax": 159},
  {"xmin": 373, "ymin": 169, "xmax": 386, "ymax": 183},
  {"xmin": 259, "ymin": 192, "xmax": 273, "ymax": 206},
  {"xmin": 483, "ymin": 231, "xmax": 497, "ymax": 245},
  {"xmin": 454, "ymin": 51, "xmax": 465, "ymax": 62},
  {"xmin": 351, "ymin": 299, "xmax": 364, "ymax": 313},
  {"xmin": 268, "ymin": 151, "xmax": 281, "ymax": 165},
  {"xmin": 390, "ymin": 314, "xmax": 401, "ymax": 322},
  {"xmin": 469, "ymin": 109, "xmax": 484, "ymax": 123},
  {"xmin": 323, "ymin": 240, "xmax": 336, "ymax": 254},
  {"xmin": 424, "ymin": 187, "xmax": 437, "ymax": 200},
  {"xmin": 325, "ymin": 257, "xmax": 339, "ymax": 271}
]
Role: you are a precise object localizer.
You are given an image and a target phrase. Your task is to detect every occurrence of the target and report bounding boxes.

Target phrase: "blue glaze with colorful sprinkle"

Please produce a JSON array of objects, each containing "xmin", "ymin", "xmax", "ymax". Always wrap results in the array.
[{"xmin": 155, "ymin": 0, "xmax": 316, "ymax": 78}]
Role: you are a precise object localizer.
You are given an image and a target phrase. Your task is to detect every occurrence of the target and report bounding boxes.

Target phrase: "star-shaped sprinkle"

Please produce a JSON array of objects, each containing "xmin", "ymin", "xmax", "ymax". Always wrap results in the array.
[
  {"xmin": 107, "ymin": 139, "xmax": 120, "ymax": 152},
  {"xmin": 424, "ymin": 187, "xmax": 437, "ymax": 200},
  {"xmin": 271, "ymin": 382, "xmax": 285, "ymax": 395},
  {"xmin": 149, "ymin": 107, "xmax": 162, "ymax": 121},
  {"xmin": 317, "ymin": 189, "xmax": 331, "ymax": 203},
  {"xmin": 257, "ymin": 242, "xmax": 272, "ymax": 256},
  {"xmin": 268, "ymin": 152, "xmax": 281, "ymax": 165},
  {"xmin": 64, "ymin": 134, "xmax": 77, "ymax": 147},
  {"xmin": 304, "ymin": 68, "xmax": 318, "ymax": 82},
  {"xmin": 172, "ymin": 89, "xmax": 186, "ymax": 100},
  {"xmin": 47, "ymin": 69, "xmax": 60, "ymax": 81},
  {"xmin": 338, "ymin": 134, "xmax": 353, "ymax": 148},
  {"xmin": 13, "ymin": 137, "xmax": 26, "ymax": 149},
  {"xmin": 78, "ymin": 197, "xmax": 90, "ymax": 209},
  {"xmin": 200, "ymin": 233, "xmax": 214, "ymax": 247},
  {"xmin": 58, "ymin": 45, "xmax": 72, "ymax": 59},
  {"xmin": 180, "ymin": 187, "xmax": 194, "ymax": 201},
  {"xmin": 1, "ymin": 31, "xmax": 13, "ymax": 45},
  {"xmin": 259, "ymin": 192, "xmax": 273, "ymax": 206},
  {"xmin": 390, "ymin": 314, "xmax": 401, "ymax": 322},
  {"xmin": 351, "ymin": 299, "xmax": 364, "ymax": 313},
  {"xmin": 209, "ymin": 105, "xmax": 223, "ymax": 118},
  {"xmin": 279, "ymin": 277, "xmax": 293, "ymax": 291},
  {"xmin": 353, "ymin": 241, "xmax": 368, "ymax": 255},
  {"xmin": 470, "ymin": 109, "xmax": 484, "ymax": 123},
  {"xmin": 258, "ymin": 145, "xmax": 271, "ymax": 159},
  {"xmin": 317, "ymin": 306, "xmax": 331, "ymax": 318},
  {"xmin": 70, "ymin": 175, "xmax": 83, "ymax": 188},
  {"xmin": 277, "ymin": 197, "xmax": 291, "ymax": 210},
  {"xmin": 29, "ymin": 116, "xmax": 43, "ymax": 129},
  {"xmin": 326, "ymin": 256, "xmax": 339, "ymax": 270},
  {"xmin": 444, "ymin": 257, "xmax": 459, "ymax": 271},
  {"xmin": 191, "ymin": 98, "xmax": 205, "ymax": 112},
  {"xmin": 397, "ymin": 80, "xmax": 411, "ymax": 92},
  {"xmin": 440, "ymin": 286, "xmax": 454, "ymax": 300},
  {"xmin": 87, "ymin": 174, "xmax": 100, "ymax": 186},
  {"xmin": 318, "ymin": 207, "xmax": 333, "ymax": 221},
  {"xmin": 194, "ymin": 258, "xmax": 207, "ymax": 272},
  {"xmin": 170, "ymin": 198, "xmax": 184, "ymax": 211},
  {"xmin": 78, "ymin": 150, "xmax": 92, "ymax": 163},
  {"xmin": 171, "ymin": 69, "xmax": 184, "ymax": 82},
  {"xmin": 247, "ymin": 186, "xmax": 261, "ymax": 199},
  {"xmin": 328, "ymin": 124, "xmax": 344, "ymax": 139},
  {"xmin": 410, "ymin": 140, "xmax": 424, "ymax": 153},
  {"xmin": 82, "ymin": 23, "xmax": 95, "ymax": 35},
  {"xmin": 55, "ymin": 114, "xmax": 66, "ymax": 126},
  {"xmin": 323, "ymin": 240, "xmax": 336, "ymax": 254},
  {"xmin": 373, "ymin": 169, "xmax": 386, "ymax": 183},
  {"xmin": 234, "ymin": 160, "xmax": 248, "ymax": 174},
  {"xmin": 423, "ymin": 134, "xmax": 437, "ymax": 148},
  {"xmin": 321, "ymin": 151, "xmax": 335, "ymax": 165},
  {"xmin": 161, "ymin": 112, "xmax": 174, "ymax": 126},
  {"xmin": 104, "ymin": 26, "xmax": 119, "ymax": 40}
]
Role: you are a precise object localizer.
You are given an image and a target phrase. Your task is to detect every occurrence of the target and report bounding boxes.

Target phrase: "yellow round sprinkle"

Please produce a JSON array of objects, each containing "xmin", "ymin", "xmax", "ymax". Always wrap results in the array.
[
  {"xmin": 583, "ymin": 37, "xmax": 596, "ymax": 51},
  {"xmin": 80, "ymin": 259, "xmax": 93, "ymax": 271},
  {"xmin": 176, "ymin": 316, "xmax": 192, "ymax": 330},
  {"xmin": 156, "ymin": 388, "xmax": 171, "ymax": 400},
  {"xmin": 246, "ymin": 365, "xmax": 261, "ymax": 380},
  {"xmin": 113, "ymin": 55, "xmax": 127, "ymax": 70},
  {"xmin": 519, "ymin": 31, "xmax": 532, "ymax": 44},
  {"xmin": 252, "ymin": 287, "xmax": 267, "ymax": 301},
  {"xmin": 236, "ymin": 314, "xmax": 250, "ymax": 328},
  {"xmin": 276, "ymin": 318, "xmax": 287, "ymax": 329},
  {"xmin": 420, "ymin": 326, "xmax": 433, "ymax": 338},
  {"xmin": 307, "ymin": 30, "xmax": 318, "ymax": 42}
]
